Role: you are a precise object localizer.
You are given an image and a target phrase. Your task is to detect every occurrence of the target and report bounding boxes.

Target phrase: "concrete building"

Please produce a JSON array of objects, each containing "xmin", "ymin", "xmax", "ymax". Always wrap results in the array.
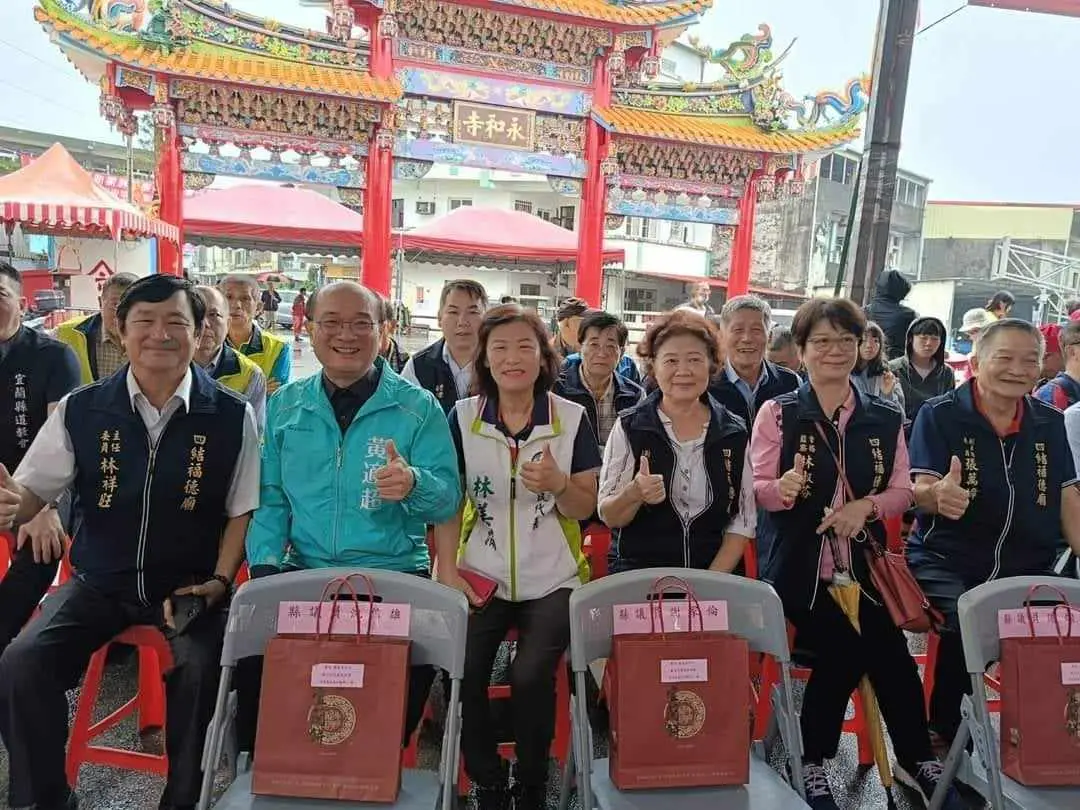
[{"xmin": 914, "ymin": 201, "xmax": 1080, "ymax": 330}]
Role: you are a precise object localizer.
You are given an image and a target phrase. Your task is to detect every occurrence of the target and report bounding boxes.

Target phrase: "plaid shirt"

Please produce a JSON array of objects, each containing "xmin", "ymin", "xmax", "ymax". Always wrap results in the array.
[
  {"xmin": 585, "ymin": 376, "xmax": 618, "ymax": 449},
  {"xmin": 95, "ymin": 332, "xmax": 127, "ymax": 378}
]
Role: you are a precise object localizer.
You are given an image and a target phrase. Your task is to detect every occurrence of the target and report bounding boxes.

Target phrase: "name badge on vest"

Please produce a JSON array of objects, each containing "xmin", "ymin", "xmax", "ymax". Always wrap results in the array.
[
  {"xmin": 97, "ymin": 430, "xmax": 123, "ymax": 509},
  {"xmin": 182, "ymin": 434, "xmax": 208, "ymax": 512},
  {"xmin": 435, "ymin": 383, "xmax": 445, "ymax": 401}
]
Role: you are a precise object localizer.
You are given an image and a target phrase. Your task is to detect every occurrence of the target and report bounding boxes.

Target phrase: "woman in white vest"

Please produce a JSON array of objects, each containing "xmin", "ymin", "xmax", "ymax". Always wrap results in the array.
[{"xmin": 435, "ymin": 303, "xmax": 601, "ymax": 810}]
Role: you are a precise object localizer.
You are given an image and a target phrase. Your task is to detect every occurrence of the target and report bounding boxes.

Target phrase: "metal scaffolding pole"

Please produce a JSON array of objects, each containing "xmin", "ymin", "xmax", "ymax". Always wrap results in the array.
[{"xmin": 846, "ymin": 0, "xmax": 920, "ymax": 306}]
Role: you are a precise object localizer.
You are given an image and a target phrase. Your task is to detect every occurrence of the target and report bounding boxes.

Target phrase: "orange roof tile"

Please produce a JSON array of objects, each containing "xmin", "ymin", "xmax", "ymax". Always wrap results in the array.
[
  {"xmin": 34, "ymin": 5, "xmax": 400, "ymax": 103},
  {"xmin": 496, "ymin": 0, "xmax": 712, "ymax": 24},
  {"xmin": 594, "ymin": 105, "xmax": 859, "ymax": 154}
]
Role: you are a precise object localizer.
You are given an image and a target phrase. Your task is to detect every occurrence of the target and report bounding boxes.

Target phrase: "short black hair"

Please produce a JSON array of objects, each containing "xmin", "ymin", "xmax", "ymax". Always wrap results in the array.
[
  {"xmin": 790, "ymin": 297, "xmax": 866, "ymax": 349},
  {"xmin": 117, "ymin": 274, "xmax": 206, "ymax": 331},
  {"xmin": 440, "ymin": 279, "xmax": 488, "ymax": 312},
  {"xmin": 911, "ymin": 319, "xmax": 944, "ymax": 338},
  {"xmin": 0, "ymin": 261, "xmax": 19, "ymax": 289},
  {"xmin": 499, "ymin": 295, "xmax": 517, "ymax": 304},
  {"xmin": 577, "ymin": 309, "xmax": 628, "ymax": 347}
]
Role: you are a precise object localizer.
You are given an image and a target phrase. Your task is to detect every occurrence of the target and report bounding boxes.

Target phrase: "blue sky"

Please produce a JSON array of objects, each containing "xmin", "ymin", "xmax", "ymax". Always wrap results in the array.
[{"xmin": 0, "ymin": 0, "xmax": 1077, "ymax": 203}]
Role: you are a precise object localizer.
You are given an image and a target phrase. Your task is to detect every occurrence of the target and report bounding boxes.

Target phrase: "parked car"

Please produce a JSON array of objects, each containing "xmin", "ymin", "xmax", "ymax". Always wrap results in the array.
[{"xmin": 273, "ymin": 289, "xmax": 299, "ymax": 329}]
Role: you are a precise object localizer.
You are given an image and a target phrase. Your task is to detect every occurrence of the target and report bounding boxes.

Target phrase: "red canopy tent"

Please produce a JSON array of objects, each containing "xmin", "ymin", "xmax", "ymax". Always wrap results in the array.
[
  {"xmin": 184, "ymin": 185, "xmax": 364, "ymax": 255},
  {"xmin": 398, "ymin": 206, "xmax": 624, "ymax": 269},
  {"xmin": 0, "ymin": 143, "xmax": 178, "ymax": 242}
]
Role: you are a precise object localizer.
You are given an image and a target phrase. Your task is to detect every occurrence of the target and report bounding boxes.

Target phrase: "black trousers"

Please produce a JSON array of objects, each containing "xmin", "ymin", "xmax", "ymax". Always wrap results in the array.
[
  {"xmin": 461, "ymin": 588, "xmax": 570, "ymax": 789},
  {"xmin": 0, "ymin": 577, "xmax": 223, "ymax": 808},
  {"xmin": 789, "ymin": 589, "xmax": 933, "ymax": 767},
  {"xmin": 0, "ymin": 542, "xmax": 58, "ymax": 656},
  {"xmin": 233, "ymin": 567, "xmax": 436, "ymax": 755}
]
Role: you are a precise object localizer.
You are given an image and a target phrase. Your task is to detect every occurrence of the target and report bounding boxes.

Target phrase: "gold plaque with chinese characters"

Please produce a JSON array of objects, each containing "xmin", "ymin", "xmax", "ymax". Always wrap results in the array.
[{"xmin": 452, "ymin": 102, "xmax": 536, "ymax": 151}]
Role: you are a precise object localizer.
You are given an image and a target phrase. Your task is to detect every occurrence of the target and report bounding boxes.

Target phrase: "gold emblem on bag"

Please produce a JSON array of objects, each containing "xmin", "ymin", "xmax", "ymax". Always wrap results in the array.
[
  {"xmin": 663, "ymin": 688, "xmax": 706, "ymax": 739},
  {"xmin": 1065, "ymin": 688, "xmax": 1080, "ymax": 744},
  {"xmin": 307, "ymin": 690, "xmax": 357, "ymax": 746}
]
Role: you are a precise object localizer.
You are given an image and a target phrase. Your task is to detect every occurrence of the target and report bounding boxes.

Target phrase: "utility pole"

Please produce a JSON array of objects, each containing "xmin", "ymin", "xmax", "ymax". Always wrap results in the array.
[{"xmin": 846, "ymin": 0, "xmax": 920, "ymax": 306}]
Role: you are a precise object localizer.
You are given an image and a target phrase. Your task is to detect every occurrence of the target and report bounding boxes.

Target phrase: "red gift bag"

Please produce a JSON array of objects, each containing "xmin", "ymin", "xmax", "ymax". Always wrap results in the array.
[
  {"xmin": 252, "ymin": 575, "xmax": 411, "ymax": 801},
  {"xmin": 999, "ymin": 585, "xmax": 1080, "ymax": 786},
  {"xmin": 608, "ymin": 576, "xmax": 751, "ymax": 789}
]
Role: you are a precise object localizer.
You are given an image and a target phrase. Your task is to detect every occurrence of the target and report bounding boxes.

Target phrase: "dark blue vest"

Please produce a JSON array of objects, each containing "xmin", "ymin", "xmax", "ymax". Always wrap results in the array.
[
  {"xmin": 410, "ymin": 339, "xmax": 459, "ymax": 414},
  {"xmin": 767, "ymin": 384, "xmax": 901, "ymax": 612},
  {"xmin": 65, "ymin": 365, "xmax": 246, "ymax": 604},
  {"xmin": 610, "ymin": 390, "xmax": 748, "ymax": 572}
]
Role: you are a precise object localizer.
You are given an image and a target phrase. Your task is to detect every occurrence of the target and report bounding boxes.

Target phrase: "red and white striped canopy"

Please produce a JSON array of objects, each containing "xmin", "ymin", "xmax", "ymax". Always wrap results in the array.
[{"xmin": 0, "ymin": 143, "xmax": 178, "ymax": 243}]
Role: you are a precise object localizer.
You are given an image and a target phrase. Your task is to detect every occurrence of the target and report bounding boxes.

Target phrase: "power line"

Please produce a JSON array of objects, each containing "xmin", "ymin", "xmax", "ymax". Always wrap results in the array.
[
  {"xmin": 0, "ymin": 76, "xmax": 101, "ymax": 117},
  {"xmin": 0, "ymin": 36, "xmax": 82, "ymax": 77},
  {"xmin": 917, "ymin": 4, "xmax": 967, "ymax": 36}
]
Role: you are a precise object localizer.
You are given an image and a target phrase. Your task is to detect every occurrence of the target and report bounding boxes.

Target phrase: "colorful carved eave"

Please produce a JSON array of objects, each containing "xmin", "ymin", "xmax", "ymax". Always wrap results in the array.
[
  {"xmin": 593, "ymin": 105, "xmax": 860, "ymax": 154},
  {"xmin": 34, "ymin": 4, "xmax": 399, "ymax": 103},
  {"xmin": 484, "ymin": 0, "xmax": 712, "ymax": 26}
]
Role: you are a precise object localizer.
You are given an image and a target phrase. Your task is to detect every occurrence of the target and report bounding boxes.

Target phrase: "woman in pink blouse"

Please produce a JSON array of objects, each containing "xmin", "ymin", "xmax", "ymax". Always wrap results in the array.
[{"xmin": 750, "ymin": 298, "xmax": 963, "ymax": 810}]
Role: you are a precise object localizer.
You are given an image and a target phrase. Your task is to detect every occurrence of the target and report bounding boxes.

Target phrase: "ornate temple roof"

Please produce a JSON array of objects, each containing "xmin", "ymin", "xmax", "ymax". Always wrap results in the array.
[
  {"xmin": 460, "ymin": 0, "xmax": 712, "ymax": 25},
  {"xmin": 593, "ymin": 104, "xmax": 860, "ymax": 153},
  {"xmin": 34, "ymin": 0, "xmax": 400, "ymax": 102}
]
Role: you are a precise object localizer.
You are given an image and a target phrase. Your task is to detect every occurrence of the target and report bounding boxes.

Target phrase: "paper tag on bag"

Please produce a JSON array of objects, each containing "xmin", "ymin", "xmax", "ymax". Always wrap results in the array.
[
  {"xmin": 612, "ymin": 600, "xmax": 728, "ymax": 635},
  {"xmin": 660, "ymin": 658, "xmax": 708, "ymax": 683},
  {"xmin": 277, "ymin": 600, "xmax": 411, "ymax": 636},
  {"xmin": 311, "ymin": 663, "xmax": 365, "ymax": 688},
  {"xmin": 1062, "ymin": 663, "xmax": 1080, "ymax": 685},
  {"xmin": 997, "ymin": 607, "xmax": 1080, "ymax": 639}
]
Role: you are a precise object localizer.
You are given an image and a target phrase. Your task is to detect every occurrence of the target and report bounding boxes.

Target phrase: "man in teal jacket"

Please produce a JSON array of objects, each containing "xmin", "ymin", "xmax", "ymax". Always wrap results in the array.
[{"xmin": 240, "ymin": 281, "xmax": 461, "ymax": 751}]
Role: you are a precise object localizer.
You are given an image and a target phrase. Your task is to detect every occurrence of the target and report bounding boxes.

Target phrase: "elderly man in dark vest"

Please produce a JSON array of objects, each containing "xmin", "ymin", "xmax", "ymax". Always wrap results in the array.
[{"xmin": 0, "ymin": 274, "xmax": 261, "ymax": 810}]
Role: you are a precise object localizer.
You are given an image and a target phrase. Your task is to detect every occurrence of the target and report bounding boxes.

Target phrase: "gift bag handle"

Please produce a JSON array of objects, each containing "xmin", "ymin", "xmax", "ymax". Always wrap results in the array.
[
  {"xmin": 314, "ymin": 576, "xmax": 366, "ymax": 640},
  {"xmin": 1021, "ymin": 583, "xmax": 1080, "ymax": 643},
  {"xmin": 337, "ymin": 573, "xmax": 380, "ymax": 640},
  {"xmin": 648, "ymin": 575, "xmax": 705, "ymax": 635}
]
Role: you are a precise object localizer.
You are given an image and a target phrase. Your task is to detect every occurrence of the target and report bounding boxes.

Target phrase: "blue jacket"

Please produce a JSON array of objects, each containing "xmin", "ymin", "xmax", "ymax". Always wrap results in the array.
[
  {"xmin": 907, "ymin": 381, "xmax": 1076, "ymax": 583},
  {"xmin": 246, "ymin": 357, "xmax": 462, "ymax": 573},
  {"xmin": 563, "ymin": 352, "xmax": 642, "ymax": 386}
]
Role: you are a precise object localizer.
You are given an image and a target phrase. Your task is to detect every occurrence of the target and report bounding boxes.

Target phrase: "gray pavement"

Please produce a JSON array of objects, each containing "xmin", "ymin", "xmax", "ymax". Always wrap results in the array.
[{"xmin": 0, "ymin": 331, "xmax": 986, "ymax": 809}]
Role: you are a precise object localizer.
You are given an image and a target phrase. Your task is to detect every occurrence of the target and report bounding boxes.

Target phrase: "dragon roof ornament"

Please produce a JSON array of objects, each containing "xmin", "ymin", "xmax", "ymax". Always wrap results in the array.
[{"xmin": 684, "ymin": 23, "xmax": 776, "ymax": 80}]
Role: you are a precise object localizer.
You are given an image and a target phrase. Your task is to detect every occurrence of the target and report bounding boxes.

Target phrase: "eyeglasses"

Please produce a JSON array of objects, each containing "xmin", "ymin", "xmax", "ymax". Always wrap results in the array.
[
  {"xmin": 315, "ymin": 319, "xmax": 378, "ymax": 335},
  {"xmin": 806, "ymin": 335, "xmax": 859, "ymax": 352}
]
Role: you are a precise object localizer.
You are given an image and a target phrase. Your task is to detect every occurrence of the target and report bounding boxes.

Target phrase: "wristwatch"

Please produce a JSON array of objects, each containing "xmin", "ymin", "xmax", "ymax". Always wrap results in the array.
[{"xmin": 865, "ymin": 498, "xmax": 881, "ymax": 522}]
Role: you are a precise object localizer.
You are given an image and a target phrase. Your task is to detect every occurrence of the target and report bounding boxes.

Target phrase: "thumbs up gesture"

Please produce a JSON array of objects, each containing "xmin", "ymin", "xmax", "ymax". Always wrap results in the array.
[
  {"xmin": 933, "ymin": 455, "xmax": 971, "ymax": 520},
  {"xmin": 521, "ymin": 444, "xmax": 569, "ymax": 496},
  {"xmin": 0, "ymin": 464, "xmax": 22, "ymax": 531},
  {"xmin": 778, "ymin": 453, "xmax": 807, "ymax": 505},
  {"xmin": 633, "ymin": 455, "xmax": 666, "ymax": 505},
  {"xmin": 374, "ymin": 439, "xmax": 415, "ymax": 502}
]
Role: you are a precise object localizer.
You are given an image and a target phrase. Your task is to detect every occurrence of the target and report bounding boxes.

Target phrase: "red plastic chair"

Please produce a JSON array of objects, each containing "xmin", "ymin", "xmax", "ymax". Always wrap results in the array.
[
  {"xmin": 66, "ymin": 625, "xmax": 173, "ymax": 785},
  {"xmin": 919, "ymin": 631, "xmax": 1001, "ymax": 715},
  {"xmin": 582, "ymin": 524, "xmax": 611, "ymax": 580},
  {"xmin": 0, "ymin": 531, "xmax": 12, "ymax": 581}
]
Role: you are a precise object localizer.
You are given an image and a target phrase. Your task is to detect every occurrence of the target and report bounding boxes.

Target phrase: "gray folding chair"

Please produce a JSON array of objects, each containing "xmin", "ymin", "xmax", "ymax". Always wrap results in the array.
[
  {"xmin": 928, "ymin": 576, "xmax": 1080, "ymax": 810},
  {"xmin": 195, "ymin": 568, "xmax": 469, "ymax": 810},
  {"xmin": 557, "ymin": 568, "xmax": 808, "ymax": 810}
]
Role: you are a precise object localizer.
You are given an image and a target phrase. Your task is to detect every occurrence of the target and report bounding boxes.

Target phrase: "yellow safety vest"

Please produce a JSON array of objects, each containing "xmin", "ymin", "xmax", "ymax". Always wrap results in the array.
[
  {"xmin": 232, "ymin": 324, "xmax": 285, "ymax": 384},
  {"xmin": 55, "ymin": 314, "xmax": 102, "ymax": 385},
  {"xmin": 212, "ymin": 343, "xmax": 258, "ymax": 396}
]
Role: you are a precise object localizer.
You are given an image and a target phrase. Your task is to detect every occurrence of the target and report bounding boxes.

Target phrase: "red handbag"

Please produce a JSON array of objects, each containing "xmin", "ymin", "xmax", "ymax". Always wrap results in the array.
[
  {"xmin": 1000, "ymin": 584, "xmax": 1080, "ymax": 786},
  {"xmin": 813, "ymin": 423, "xmax": 942, "ymax": 633}
]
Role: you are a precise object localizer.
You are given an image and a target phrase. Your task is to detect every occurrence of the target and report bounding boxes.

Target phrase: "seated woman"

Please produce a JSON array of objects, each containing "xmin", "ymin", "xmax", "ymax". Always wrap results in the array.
[
  {"xmin": 598, "ymin": 310, "xmax": 755, "ymax": 574},
  {"xmin": 852, "ymin": 320, "xmax": 905, "ymax": 414},
  {"xmin": 435, "ymin": 304, "xmax": 601, "ymax": 810},
  {"xmin": 750, "ymin": 298, "xmax": 964, "ymax": 810}
]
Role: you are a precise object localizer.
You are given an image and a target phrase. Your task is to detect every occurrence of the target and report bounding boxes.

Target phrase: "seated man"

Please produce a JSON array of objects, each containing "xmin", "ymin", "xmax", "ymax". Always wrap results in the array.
[
  {"xmin": 553, "ymin": 310, "xmax": 643, "ymax": 452},
  {"xmin": 0, "ymin": 261, "xmax": 81, "ymax": 657},
  {"xmin": 240, "ymin": 280, "xmax": 461, "ymax": 751},
  {"xmin": 0, "ymin": 274, "xmax": 260, "ymax": 810},
  {"xmin": 194, "ymin": 285, "xmax": 267, "ymax": 430},
  {"xmin": 908, "ymin": 318, "xmax": 1080, "ymax": 750}
]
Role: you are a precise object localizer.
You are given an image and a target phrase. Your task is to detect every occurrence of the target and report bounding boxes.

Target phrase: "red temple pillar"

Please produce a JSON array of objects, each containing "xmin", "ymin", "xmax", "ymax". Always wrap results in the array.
[
  {"xmin": 362, "ymin": 134, "xmax": 393, "ymax": 295},
  {"xmin": 574, "ymin": 55, "xmax": 611, "ymax": 308},
  {"xmin": 154, "ymin": 123, "xmax": 183, "ymax": 277},
  {"xmin": 727, "ymin": 171, "xmax": 762, "ymax": 297}
]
